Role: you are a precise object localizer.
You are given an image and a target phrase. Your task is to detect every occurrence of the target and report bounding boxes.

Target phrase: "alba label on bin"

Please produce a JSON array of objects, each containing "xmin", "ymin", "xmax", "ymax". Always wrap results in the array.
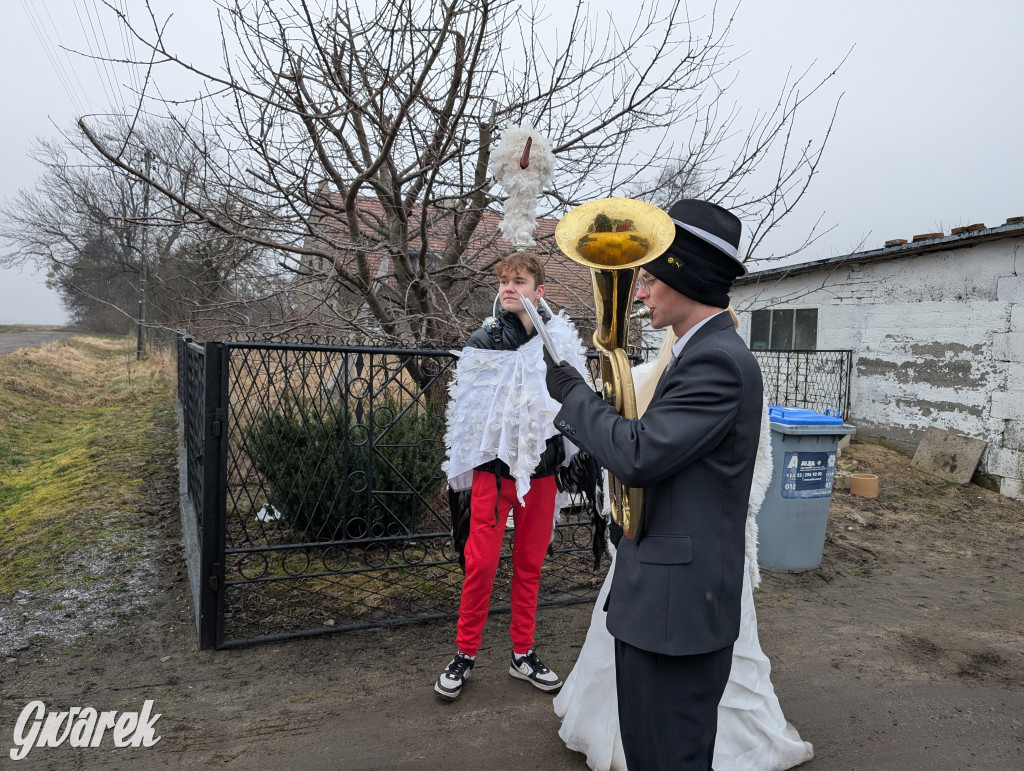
[{"xmin": 780, "ymin": 451, "xmax": 837, "ymax": 499}]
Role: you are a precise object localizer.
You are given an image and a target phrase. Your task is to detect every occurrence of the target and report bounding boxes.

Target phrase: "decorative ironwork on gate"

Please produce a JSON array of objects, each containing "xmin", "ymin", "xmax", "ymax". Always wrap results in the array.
[
  {"xmin": 176, "ymin": 335, "xmax": 605, "ymax": 649},
  {"xmin": 176, "ymin": 335, "xmax": 851, "ymax": 649}
]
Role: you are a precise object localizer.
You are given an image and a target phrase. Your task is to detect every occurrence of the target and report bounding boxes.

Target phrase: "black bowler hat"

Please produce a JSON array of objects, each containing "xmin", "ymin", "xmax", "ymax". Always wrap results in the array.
[{"xmin": 643, "ymin": 199, "xmax": 745, "ymax": 308}]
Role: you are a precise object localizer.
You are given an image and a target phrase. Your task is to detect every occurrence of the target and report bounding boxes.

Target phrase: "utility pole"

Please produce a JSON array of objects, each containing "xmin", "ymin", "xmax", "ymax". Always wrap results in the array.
[{"xmin": 137, "ymin": 148, "xmax": 151, "ymax": 360}]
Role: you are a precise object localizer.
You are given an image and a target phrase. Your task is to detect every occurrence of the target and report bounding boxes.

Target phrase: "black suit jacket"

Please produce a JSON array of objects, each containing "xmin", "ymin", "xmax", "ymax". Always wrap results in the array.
[{"xmin": 553, "ymin": 312, "xmax": 763, "ymax": 655}]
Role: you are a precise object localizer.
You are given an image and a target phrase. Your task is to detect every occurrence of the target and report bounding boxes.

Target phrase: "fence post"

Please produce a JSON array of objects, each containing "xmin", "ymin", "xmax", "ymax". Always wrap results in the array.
[
  {"xmin": 176, "ymin": 333, "xmax": 192, "ymax": 407},
  {"xmin": 844, "ymin": 351, "xmax": 853, "ymax": 420},
  {"xmin": 198, "ymin": 341, "xmax": 228, "ymax": 649}
]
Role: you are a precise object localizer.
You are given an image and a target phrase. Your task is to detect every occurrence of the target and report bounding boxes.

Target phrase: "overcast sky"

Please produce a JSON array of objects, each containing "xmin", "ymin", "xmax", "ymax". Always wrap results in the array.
[{"xmin": 2, "ymin": 1, "xmax": 1022, "ymax": 325}]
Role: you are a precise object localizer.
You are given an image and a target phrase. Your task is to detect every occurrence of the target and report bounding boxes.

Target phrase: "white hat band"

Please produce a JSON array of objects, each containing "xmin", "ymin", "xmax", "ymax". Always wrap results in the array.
[{"xmin": 671, "ymin": 219, "xmax": 740, "ymax": 260}]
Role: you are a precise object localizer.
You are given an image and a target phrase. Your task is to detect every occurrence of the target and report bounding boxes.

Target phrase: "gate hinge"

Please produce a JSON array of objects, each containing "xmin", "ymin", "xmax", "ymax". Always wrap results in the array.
[
  {"xmin": 210, "ymin": 407, "xmax": 226, "ymax": 438},
  {"xmin": 208, "ymin": 562, "xmax": 220, "ymax": 593}
]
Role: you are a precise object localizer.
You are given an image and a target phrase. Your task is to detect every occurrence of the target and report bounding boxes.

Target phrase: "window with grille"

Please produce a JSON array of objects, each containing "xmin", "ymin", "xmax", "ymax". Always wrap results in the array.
[{"xmin": 749, "ymin": 308, "xmax": 818, "ymax": 350}]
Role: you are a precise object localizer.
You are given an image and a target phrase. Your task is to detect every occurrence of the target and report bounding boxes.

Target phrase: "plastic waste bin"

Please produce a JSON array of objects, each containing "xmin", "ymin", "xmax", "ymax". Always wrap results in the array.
[{"xmin": 757, "ymin": 406, "xmax": 856, "ymax": 572}]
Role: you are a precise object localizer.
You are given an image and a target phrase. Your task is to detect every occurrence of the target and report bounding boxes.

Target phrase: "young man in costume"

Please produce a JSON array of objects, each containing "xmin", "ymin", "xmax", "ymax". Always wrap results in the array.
[
  {"xmin": 437, "ymin": 251, "xmax": 587, "ymax": 701},
  {"xmin": 543, "ymin": 199, "xmax": 764, "ymax": 768}
]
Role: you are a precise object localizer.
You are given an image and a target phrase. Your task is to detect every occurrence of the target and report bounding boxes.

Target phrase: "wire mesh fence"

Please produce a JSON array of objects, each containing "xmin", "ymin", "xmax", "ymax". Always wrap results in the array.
[{"xmin": 754, "ymin": 350, "xmax": 852, "ymax": 418}]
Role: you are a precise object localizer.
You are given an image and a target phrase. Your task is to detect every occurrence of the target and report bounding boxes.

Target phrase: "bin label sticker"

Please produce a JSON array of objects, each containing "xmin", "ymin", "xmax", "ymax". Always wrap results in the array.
[{"xmin": 780, "ymin": 451, "xmax": 836, "ymax": 499}]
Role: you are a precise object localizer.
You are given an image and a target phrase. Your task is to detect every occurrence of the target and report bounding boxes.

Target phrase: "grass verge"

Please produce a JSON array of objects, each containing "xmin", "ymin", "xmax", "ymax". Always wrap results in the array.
[
  {"xmin": 0, "ymin": 324, "xmax": 70, "ymax": 334},
  {"xmin": 0, "ymin": 334, "xmax": 175, "ymax": 597}
]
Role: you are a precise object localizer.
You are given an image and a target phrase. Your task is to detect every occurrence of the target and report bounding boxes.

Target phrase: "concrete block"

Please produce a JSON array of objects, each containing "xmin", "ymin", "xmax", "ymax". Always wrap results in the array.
[
  {"xmin": 837, "ymin": 457, "xmax": 859, "ymax": 472},
  {"xmin": 997, "ymin": 276, "xmax": 1023, "ymax": 304},
  {"xmin": 911, "ymin": 426, "xmax": 987, "ymax": 484},
  {"xmin": 1011, "ymin": 305, "xmax": 1024, "ymax": 333},
  {"xmin": 991, "ymin": 390, "xmax": 1023, "ymax": 421},
  {"xmin": 1001, "ymin": 419, "xmax": 1024, "ymax": 449},
  {"xmin": 986, "ymin": 446, "xmax": 1024, "ymax": 479},
  {"xmin": 992, "ymin": 332, "xmax": 1024, "ymax": 363},
  {"xmin": 999, "ymin": 476, "xmax": 1024, "ymax": 502}
]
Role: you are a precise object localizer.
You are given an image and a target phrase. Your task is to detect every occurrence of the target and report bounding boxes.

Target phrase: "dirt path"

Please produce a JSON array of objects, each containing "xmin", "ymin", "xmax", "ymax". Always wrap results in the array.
[{"xmin": 2, "ymin": 440, "xmax": 1023, "ymax": 769}]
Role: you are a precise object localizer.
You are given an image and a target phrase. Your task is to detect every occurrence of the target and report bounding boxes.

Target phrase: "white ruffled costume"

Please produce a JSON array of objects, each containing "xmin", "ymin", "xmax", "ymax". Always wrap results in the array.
[
  {"xmin": 552, "ymin": 360, "xmax": 814, "ymax": 771},
  {"xmin": 442, "ymin": 312, "xmax": 588, "ymax": 504}
]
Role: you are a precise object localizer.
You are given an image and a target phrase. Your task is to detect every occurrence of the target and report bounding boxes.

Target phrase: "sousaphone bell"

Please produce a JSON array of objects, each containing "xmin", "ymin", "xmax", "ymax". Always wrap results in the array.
[{"xmin": 555, "ymin": 198, "xmax": 674, "ymax": 541}]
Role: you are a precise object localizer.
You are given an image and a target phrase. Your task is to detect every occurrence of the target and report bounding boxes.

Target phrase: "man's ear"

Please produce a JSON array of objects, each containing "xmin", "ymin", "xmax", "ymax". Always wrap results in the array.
[{"xmin": 535, "ymin": 284, "xmax": 545, "ymax": 299}]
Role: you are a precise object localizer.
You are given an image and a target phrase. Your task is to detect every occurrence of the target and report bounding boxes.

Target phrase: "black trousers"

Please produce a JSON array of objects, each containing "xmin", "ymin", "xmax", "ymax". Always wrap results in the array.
[{"xmin": 614, "ymin": 638, "xmax": 734, "ymax": 770}]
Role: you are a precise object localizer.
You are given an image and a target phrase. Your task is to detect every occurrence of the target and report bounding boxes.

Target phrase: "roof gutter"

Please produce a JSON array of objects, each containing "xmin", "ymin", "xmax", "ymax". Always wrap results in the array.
[{"xmin": 737, "ymin": 220, "xmax": 1024, "ymax": 285}]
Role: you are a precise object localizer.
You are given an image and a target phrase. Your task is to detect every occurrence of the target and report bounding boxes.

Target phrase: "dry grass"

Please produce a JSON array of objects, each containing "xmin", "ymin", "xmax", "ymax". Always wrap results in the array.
[{"xmin": 0, "ymin": 334, "xmax": 173, "ymax": 408}]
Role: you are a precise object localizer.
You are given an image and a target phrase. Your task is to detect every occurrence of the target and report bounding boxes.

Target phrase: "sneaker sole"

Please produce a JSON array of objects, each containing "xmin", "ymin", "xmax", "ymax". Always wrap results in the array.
[
  {"xmin": 434, "ymin": 681, "xmax": 462, "ymax": 700},
  {"xmin": 508, "ymin": 665, "xmax": 562, "ymax": 692}
]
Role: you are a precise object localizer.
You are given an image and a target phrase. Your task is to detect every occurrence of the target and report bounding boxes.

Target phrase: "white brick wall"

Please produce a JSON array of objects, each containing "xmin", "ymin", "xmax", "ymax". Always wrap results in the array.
[
  {"xmin": 988, "ymin": 446, "xmax": 1024, "ymax": 479},
  {"xmin": 1007, "ymin": 363, "xmax": 1024, "ymax": 391},
  {"xmin": 733, "ymin": 234, "xmax": 1024, "ymax": 501},
  {"xmin": 1010, "ymin": 305, "xmax": 1024, "ymax": 333},
  {"xmin": 1000, "ymin": 476, "xmax": 1024, "ymax": 500},
  {"xmin": 993, "ymin": 332, "xmax": 1024, "ymax": 363},
  {"xmin": 997, "ymin": 276, "xmax": 1024, "ymax": 304},
  {"xmin": 992, "ymin": 391, "xmax": 1021, "ymax": 421}
]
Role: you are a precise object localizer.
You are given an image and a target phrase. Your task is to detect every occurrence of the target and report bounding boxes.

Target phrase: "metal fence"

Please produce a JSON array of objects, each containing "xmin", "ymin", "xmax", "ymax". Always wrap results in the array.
[
  {"xmin": 176, "ymin": 336, "xmax": 851, "ymax": 649},
  {"xmin": 175, "ymin": 336, "xmax": 225, "ymax": 650},
  {"xmin": 176, "ymin": 335, "xmax": 605, "ymax": 649},
  {"xmin": 633, "ymin": 344, "xmax": 853, "ymax": 419},
  {"xmin": 753, "ymin": 349, "xmax": 853, "ymax": 419}
]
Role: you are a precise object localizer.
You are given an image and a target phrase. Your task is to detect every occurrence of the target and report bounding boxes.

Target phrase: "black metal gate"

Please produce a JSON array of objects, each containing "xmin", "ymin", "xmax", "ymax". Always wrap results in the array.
[{"xmin": 176, "ymin": 336, "xmax": 605, "ymax": 648}]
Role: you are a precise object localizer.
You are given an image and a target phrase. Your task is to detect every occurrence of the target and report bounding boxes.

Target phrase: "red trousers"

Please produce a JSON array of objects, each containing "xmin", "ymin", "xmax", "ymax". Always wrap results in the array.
[{"xmin": 455, "ymin": 471, "xmax": 557, "ymax": 657}]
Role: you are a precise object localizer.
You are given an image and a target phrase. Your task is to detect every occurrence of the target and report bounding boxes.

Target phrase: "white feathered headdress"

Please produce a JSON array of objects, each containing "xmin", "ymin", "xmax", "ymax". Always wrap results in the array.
[{"xmin": 490, "ymin": 123, "xmax": 555, "ymax": 249}]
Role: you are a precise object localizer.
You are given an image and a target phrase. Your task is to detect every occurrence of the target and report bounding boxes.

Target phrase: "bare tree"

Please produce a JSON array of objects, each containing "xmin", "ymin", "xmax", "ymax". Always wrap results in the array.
[
  {"xmin": 52, "ymin": 234, "xmax": 139, "ymax": 333},
  {"xmin": 1, "ymin": 119, "xmax": 283, "ymax": 338},
  {"xmin": 1, "ymin": 132, "xmax": 150, "ymax": 332},
  {"xmin": 64, "ymin": 0, "xmax": 842, "ymax": 344}
]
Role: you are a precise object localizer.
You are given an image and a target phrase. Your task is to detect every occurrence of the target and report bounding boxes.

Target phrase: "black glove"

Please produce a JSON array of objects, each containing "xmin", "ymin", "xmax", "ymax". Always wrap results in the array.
[{"xmin": 543, "ymin": 348, "xmax": 587, "ymax": 402}]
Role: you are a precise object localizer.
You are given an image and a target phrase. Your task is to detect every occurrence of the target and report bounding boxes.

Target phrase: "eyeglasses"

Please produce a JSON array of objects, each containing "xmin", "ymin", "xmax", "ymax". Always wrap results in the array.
[{"xmin": 635, "ymin": 274, "xmax": 660, "ymax": 293}]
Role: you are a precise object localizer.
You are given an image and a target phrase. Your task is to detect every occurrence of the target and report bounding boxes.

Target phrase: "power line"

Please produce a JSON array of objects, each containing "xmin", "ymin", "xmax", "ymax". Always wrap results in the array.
[
  {"xmin": 70, "ymin": 0, "xmax": 129, "ymax": 116},
  {"xmin": 18, "ymin": 0, "xmax": 89, "ymax": 117},
  {"xmin": 113, "ymin": 0, "xmax": 144, "ymax": 101}
]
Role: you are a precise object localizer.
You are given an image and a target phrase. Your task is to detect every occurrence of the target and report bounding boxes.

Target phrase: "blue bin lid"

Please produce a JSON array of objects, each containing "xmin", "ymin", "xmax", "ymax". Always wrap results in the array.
[{"xmin": 768, "ymin": 405, "xmax": 844, "ymax": 425}]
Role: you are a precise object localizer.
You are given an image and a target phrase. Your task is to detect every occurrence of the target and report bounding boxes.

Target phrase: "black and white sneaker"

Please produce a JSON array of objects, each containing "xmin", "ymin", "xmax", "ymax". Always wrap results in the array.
[
  {"xmin": 435, "ymin": 652, "xmax": 474, "ymax": 700},
  {"xmin": 509, "ymin": 649, "xmax": 562, "ymax": 693}
]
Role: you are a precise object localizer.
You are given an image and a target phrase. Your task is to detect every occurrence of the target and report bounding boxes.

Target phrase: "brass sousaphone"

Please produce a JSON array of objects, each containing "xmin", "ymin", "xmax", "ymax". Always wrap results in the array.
[{"xmin": 555, "ymin": 198, "xmax": 675, "ymax": 541}]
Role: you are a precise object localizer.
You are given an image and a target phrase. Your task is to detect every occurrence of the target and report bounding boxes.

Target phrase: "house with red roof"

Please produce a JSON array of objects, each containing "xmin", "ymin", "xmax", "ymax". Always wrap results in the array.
[{"xmin": 301, "ymin": 194, "xmax": 597, "ymax": 342}]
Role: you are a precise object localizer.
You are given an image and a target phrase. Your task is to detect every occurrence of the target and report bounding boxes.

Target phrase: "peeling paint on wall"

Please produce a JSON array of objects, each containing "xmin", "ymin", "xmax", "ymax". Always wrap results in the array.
[
  {"xmin": 891, "ymin": 398, "xmax": 987, "ymax": 419},
  {"xmin": 732, "ymin": 234, "xmax": 1024, "ymax": 502},
  {"xmin": 903, "ymin": 341, "xmax": 986, "ymax": 358},
  {"xmin": 1003, "ymin": 420, "xmax": 1024, "ymax": 450},
  {"xmin": 855, "ymin": 357, "xmax": 988, "ymax": 388}
]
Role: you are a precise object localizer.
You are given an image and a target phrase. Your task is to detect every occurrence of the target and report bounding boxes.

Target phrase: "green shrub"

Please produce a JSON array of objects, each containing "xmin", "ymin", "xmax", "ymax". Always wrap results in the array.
[{"xmin": 247, "ymin": 396, "xmax": 444, "ymax": 540}]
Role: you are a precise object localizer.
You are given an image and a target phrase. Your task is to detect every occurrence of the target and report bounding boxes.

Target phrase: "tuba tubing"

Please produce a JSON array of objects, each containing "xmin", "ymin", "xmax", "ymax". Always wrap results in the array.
[{"xmin": 554, "ymin": 198, "xmax": 674, "ymax": 541}]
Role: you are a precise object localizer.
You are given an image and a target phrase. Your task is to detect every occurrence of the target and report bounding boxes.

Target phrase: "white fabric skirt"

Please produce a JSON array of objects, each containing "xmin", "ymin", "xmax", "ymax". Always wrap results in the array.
[{"xmin": 553, "ymin": 555, "xmax": 814, "ymax": 771}]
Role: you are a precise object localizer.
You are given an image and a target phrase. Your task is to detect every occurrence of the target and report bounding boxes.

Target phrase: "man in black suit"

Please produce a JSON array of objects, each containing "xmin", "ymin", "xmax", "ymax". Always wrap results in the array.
[{"xmin": 544, "ymin": 199, "xmax": 764, "ymax": 769}]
